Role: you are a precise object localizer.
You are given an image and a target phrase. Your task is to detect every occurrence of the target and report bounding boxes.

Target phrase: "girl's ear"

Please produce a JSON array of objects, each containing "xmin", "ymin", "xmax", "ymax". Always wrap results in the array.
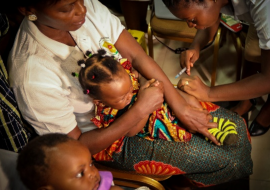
[{"xmin": 93, "ymin": 99, "xmax": 105, "ymax": 107}]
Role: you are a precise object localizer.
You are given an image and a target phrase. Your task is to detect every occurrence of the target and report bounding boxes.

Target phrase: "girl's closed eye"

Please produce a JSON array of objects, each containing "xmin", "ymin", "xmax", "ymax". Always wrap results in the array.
[
  {"xmin": 116, "ymin": 95, "xmax": 126, "ymax": 103},
  {"xmin": 187, "ymin": 19, "xmax": 196, "ymax": 23}
]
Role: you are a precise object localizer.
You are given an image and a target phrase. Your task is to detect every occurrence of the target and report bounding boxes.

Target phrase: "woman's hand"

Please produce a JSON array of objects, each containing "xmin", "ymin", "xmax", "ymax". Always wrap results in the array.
[
  {"xmin": 136, "ymin": 79, "xmax": 164, "ymax": 115},
  {"xmin": 177, "ymin": 89, "xmax": 202, "ymax": 109},
  {"xmin": 176, "ymin": 105, "xmax": 219, "ymax": 145},
  {"xmin": 126, "ymin": 79, "xmax": 164, "ymax": 137},
  {"xmin": 178, "ymin": 76, "xmax": 211, "ymax": 101},
  {"xmin": 148, "ymin": 79, "xmax": 164, "ymax": 92},
  {"xmin": 180, "ymin": 48, "xmax": 200, "ymax": 75}
]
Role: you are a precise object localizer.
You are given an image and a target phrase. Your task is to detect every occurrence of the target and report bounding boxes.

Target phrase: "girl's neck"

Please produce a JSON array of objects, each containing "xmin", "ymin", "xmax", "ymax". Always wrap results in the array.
[{"xmin": 34, "ymin": 23, "xmax": 76, "ymax": 47}]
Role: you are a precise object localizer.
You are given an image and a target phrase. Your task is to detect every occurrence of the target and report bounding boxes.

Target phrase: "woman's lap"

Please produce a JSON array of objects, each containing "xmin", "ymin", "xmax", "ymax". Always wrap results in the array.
[{"xmin": 100, "ymin": 105, "xmax": 253, "ymax": 186}]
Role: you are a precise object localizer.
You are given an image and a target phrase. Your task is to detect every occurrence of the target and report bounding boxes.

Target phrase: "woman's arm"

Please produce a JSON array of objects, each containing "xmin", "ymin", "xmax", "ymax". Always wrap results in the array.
[
  {"xmin": 176, "ymin": 88, "xmax": 202, "ymax": 109},
  {"xmin": 179, "ymin": 49, "xmax": 270, "ymax": 102},
  {"xmin": 180, "ymin": 16, "xmax": 220, "ymax": 75},
  {"xmin": 114, "ymin": 30, "xmax": 219, "ymax": 145}
]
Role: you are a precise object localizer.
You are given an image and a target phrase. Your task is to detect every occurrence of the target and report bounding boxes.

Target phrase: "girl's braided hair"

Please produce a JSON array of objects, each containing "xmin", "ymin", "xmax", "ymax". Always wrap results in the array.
[{"xmin": 78, "ymin": 49, "xmax": 121, "ymax": 99}]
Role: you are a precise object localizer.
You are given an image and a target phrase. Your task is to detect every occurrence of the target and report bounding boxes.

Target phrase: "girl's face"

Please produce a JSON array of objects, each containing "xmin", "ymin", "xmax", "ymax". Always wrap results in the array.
[
  {"xmin": 169, "ymin": 0, "xmax": 221, "ymax": 29},
  {"xmin": 32, "ymin": 0, "xmax": 86, "ymax": 31},
  {"xmin": 97, "ymin": 66, "xmax": 133, "ymax": 110},
  {"xmin": 46, "ymin": 141, "xmax": 101, "ymax": 190}
]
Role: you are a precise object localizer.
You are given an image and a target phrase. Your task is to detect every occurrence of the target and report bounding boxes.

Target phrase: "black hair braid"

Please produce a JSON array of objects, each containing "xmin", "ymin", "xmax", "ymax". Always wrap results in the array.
[{"xmin": 78, "ymin": 49, "xmax": 121, "ymax": 99}]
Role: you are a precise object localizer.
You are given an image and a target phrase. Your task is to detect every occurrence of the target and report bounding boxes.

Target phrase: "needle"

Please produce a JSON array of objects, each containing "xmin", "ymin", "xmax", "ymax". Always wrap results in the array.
[{"xmin": 175, "ymin": 67, "xmax": 187, "ymax": 78}]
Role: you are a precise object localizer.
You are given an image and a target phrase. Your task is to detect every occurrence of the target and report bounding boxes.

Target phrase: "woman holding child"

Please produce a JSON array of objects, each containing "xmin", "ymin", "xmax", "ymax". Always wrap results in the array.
[{"xmin": 7, "ymin": 0, "xmax": 252, "ymax": 187}]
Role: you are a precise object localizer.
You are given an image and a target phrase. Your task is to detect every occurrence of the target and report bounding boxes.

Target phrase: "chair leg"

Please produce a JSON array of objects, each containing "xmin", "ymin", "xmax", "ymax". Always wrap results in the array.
[
  {"xmin": 211, "ymin": 27, "xmax": 221, "ymax": 87},
  {"xmin": 230, "ymin": 32, "xmax": 243, "ymax": 81},
  {"xmin": 148, "ymin": 23, "xmax": 154, "ymax": 58},
  {"xmin": 219, "ymin": 25, "xmax": 227, "ymax": 48}
]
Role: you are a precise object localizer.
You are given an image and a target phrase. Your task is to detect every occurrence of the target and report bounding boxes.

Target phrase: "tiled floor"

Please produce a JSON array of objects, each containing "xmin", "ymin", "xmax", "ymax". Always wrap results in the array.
[{"xmin": 116, "ymin": 12, "xmax": 270, "ymax": 190}]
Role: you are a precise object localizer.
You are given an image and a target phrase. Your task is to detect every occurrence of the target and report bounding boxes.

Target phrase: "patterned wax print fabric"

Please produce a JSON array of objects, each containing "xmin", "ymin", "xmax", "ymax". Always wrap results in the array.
[
  {"xmin": 91, "ymin": 58, "xmax": 192, "ymax": 143},
  {"xmin": 94, "ymin": 102, "xmax": 253, "ymax": 187}
]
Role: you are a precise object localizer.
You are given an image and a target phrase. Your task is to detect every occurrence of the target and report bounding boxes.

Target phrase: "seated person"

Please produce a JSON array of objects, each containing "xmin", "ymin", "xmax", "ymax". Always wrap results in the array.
[
  {"xmin": 0, "ymin": 12, "xmax": 31, "ymax": 153},
  {"xmin": 77, "ymin": 49, "xmax": 238, "ymax": 145},
  {"xmin": 17, "ymin": 133, "xmax": 149, "ymax": 190},
  {"xmin": 8, "ymin": 0, "xmax": 252, "ymax": 187}
]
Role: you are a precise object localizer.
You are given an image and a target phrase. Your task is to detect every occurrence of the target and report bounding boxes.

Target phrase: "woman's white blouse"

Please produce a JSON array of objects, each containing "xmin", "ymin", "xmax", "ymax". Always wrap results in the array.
[{"xmin": 8, "ymin": 0, "xmax": 125, "ymax": 135}]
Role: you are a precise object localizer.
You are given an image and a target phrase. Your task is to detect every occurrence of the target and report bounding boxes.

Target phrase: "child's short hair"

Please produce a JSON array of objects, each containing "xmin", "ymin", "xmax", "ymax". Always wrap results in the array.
[
  {"xmin": 78, "ymin": 49, "xmax": 121, "ymax": 99},
  {"xmin": 16, "ymin": 134, "xmax": 73, "ymax": 190}
]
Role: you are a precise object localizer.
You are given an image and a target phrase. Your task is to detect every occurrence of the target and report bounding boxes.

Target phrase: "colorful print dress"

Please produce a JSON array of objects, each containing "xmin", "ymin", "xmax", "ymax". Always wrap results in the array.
[
  {"xmin": 91, "ymin": 59, "xmax": 252, "ymax": 187},
  {"xmin": 91, "ymin": 58, "xmax": 192, "ymax": 142}
]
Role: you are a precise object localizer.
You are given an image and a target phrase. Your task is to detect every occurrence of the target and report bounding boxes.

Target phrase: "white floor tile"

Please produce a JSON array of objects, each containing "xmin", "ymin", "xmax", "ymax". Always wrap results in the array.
[{"xmin": 250, "ymin": 179, "xmax": 270, "ymax": 190}]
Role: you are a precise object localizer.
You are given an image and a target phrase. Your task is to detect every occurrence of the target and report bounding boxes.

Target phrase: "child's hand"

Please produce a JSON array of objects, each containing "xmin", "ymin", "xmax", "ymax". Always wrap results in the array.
[
  {"xmin": 148, "ymin": 79, "xmax": 164, "ymax": 93},
  {"xmin": 144, "ymin": 78, "xmax": 156, "ymax": 88},
  {"xmin": 131, "ymin": 68, "xmax": 139, "ymax": 79}
]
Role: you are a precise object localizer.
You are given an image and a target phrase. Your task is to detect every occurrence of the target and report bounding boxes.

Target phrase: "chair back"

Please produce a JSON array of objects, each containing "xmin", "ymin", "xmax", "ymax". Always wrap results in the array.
[
  {"xmin": 0, "ymin": 149, "xmax": 27, "ymax": 190},
  {"xmin": 95, "ymin": 162, "xmax": 170, "ymax": 190},
  {"xmin": 154, "ymin": 0, "xmax": 180, "ymax": 20}
]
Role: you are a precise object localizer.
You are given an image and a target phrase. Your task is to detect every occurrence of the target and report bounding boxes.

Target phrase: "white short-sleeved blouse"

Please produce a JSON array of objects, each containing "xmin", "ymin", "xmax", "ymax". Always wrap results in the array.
[
  {"xmin": 8, "ymin": 0, "xmax": 125, "ymax": 135},
  {"xmin": 221, "ymin": 0, "xmax": 270, "ymax": 50}
]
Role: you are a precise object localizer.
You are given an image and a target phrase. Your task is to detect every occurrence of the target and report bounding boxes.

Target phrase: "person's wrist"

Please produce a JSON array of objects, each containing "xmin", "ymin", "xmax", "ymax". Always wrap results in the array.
[
  {"xmin": 171, "ymin": 102, "xmax": 189, "ymax": 120},
  {"xmin": 190, "ymin": 43, "xmax": 200, "ymax": 52},
  {"xmin": 206, "ymin": 86, "xmax": 214, "ymax": 102}
]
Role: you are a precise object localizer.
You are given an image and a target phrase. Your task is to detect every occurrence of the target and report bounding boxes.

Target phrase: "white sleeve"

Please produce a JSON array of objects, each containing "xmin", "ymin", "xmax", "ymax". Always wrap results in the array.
[
  {"xmin": 12, "ymin": 58, "xmax": 77, "ymax": 135},
  {"xmin": 250, "ymin": 0, "xmax": 270, "ymax": 50},
  {"xmin": 84, "ymin": 0, "xmax": 125, "ymax": 44},
  {"xmin": 13, "ymin": 84, "xmax": 77, "ymax": 135}
]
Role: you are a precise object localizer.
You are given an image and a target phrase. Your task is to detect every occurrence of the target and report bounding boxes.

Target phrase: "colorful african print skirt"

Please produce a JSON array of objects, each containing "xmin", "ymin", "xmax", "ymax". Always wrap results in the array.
[{"xmin": 93, "ymin": 103, "xmax": 252, "ymax": 187}]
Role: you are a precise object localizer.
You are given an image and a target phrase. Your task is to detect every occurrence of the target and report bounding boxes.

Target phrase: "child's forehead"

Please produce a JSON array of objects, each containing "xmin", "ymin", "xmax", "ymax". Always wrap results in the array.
[{"xmin": 48, "ymin": 140, "xmax": 90, "ymax": 157}]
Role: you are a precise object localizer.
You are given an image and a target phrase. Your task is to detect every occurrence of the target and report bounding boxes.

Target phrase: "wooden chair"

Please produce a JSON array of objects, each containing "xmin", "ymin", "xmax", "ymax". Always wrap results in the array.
[{"xmin": 95, "ymin": 162, "xmax": 171, "ymax": 190}]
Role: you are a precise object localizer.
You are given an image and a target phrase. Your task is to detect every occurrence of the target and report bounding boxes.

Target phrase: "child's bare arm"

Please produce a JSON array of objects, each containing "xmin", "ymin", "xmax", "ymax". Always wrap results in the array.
[{"xmin": 126, "ymin": 115, "xmax": 149, "ymax": 137}]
